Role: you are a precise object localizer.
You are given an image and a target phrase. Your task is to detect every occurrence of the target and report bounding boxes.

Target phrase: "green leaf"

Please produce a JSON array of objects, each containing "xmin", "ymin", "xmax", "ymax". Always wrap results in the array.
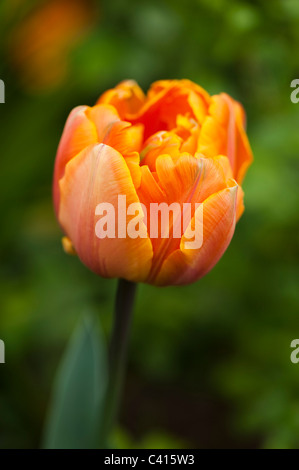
[{"xmin": 43, "ymin": 312, "xmax": 107, "ymax": 449}]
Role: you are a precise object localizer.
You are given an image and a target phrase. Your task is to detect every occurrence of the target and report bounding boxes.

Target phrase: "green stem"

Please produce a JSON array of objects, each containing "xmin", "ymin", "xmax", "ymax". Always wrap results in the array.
[{"xmin": 101, "ymin": 279, "xmax": 137, "ymax": 445}]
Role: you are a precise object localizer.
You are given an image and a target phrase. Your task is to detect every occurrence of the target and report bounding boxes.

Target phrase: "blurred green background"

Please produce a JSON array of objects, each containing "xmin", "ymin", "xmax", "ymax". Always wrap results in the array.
[{"xmin": 1, "ymin": 0, "xmax": 299, "ymax": 449}]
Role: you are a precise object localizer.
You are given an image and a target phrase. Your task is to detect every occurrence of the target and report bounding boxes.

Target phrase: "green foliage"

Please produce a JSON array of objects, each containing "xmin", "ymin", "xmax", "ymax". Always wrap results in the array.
[{"xmin": 43, "ymin": 313, "xmax": 107, "ymax": 449}]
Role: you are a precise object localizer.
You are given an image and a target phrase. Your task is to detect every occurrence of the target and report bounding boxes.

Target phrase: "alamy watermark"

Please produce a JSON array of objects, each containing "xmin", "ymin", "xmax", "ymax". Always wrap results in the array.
[
  {"xmin": 0, "ymin": 339, "xmax": 5, "ymax": 364},
  {"xmin": 0, "ymin": 79, "xmax": 5, "ymax": 104},
  {"xmin": 94, "ymin": 195, "xmax": 204, "ymax": 250},
  {"xmin": 290, "ymin": 79, "xmax": 299, "ymax": 103},
  {"xmin": 290, "ymin": 339, "xmax": 299, "ymax": 364}
]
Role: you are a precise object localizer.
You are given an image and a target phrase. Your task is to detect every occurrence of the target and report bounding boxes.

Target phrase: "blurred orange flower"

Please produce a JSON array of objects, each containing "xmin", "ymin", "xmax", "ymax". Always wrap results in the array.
[
  {"xmin": 8, "ymin": 0, "xmax": 97, "ymax": 91},
  {"xmin": 53, "ymin": 79, "xmax": 253, "ymax": 286}
]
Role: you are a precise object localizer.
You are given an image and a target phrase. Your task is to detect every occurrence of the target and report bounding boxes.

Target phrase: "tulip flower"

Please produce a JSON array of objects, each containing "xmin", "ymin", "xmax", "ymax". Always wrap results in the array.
[
  {"xmin": 53, "ymin": 79, "xmax": 253, "ymax": 287},
  {"xmin": 52, "ymin": 79, "xmax": 253, "ymax": 446}
]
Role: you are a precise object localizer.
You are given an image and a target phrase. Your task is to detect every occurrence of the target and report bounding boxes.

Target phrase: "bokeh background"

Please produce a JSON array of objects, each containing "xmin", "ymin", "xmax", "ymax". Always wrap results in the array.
[{"xmin": 1, "ymin": 0, "xmax": 299, "ymax": 449}]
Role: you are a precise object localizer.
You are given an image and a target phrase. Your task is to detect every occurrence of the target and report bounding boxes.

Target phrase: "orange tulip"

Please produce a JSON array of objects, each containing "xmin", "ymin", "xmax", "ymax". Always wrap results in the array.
[{"xmin": 53, "ymin": 79, "xmax": 253, "ymax": 286}]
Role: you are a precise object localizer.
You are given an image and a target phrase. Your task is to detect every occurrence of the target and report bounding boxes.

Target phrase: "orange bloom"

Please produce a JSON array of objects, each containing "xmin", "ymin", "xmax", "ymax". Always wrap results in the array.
[
  {"xmin": 8, "ymin": 0, "xmax": 97, "ymax": 91},
  {"xmin": 53, "ymin": 79, "xmax": 253, "ymax": 286}
]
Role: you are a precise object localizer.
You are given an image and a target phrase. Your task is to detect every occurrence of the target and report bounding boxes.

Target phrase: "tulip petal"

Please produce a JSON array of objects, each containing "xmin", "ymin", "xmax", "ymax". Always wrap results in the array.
[
  {"xmin": 53, "ymin": 105, "xmax": 98, "ymax": 213},
  {"xmin": 102, "ymin": 120, "xmax": 144, "ymax": 155},
  {"xmin": 155, "ymin": 154, "xmax": 231, "ymax": 204},
  {"xmin": 175, "ymin": 114, "xmax": 199, "ymax": 154},
  {"xmin": 196, "ymin": 153, "xmax": 244, "ymax": 221},
  {"xmin": 85, "ymin": 104, "xmax": 120, "ymax": 141},
  {"xmin": 59, "ymin": 143, "xmax": 153, "ymax": 282},
  {"xmin": 137, "ymin": 155, "xmax": 234, "ymax": 282},
  {"xmin": 130, "ymin": 80, "xmax": 210, "ymax": 140},
  {"xmin": 140, "ymin": 131, "xmax": 182, "ymax": 171},
  {"xmin": 97, "ymin": 80, "xmax": 146, "ymax": 119},
  {"xmin": 87, "ymin": 105, "xmax": 144, "ymax": 187},
  {"xmin": 147, "ymin": 79, "xmax": 211, "ymax": 126},
  {"xmin": 153, "ymin": 182, "xmax": 238, "ymax": 286},
  {"xmin": 197, "ymin": 94, "xmax": 253, "ymax": 183},
  {"xmin": 220, "ymin": 93, "xmax": 253, "ymax": 183},
  {"xmin": 54, "ymin": 104, "xmax": 144, "ymax": 212},
  {"xmin": 101, "ymin": 120, "xmax": 144, "ymax": 188}
]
